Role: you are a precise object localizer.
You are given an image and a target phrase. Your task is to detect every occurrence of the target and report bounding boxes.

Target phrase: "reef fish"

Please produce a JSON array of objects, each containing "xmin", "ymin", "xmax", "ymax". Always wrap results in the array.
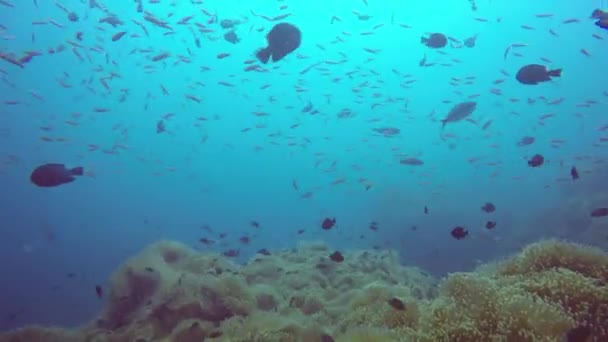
[
  {"xmin": 421, "ymin": 33, "xmax": 447, "ymax": 48},
  {"xmin": 30, "ymin": 163, "xmax": 84, "ymax": 187},
  {"xmin": 590, "ymin": 208, "xmax": 608, "ymax": 217},
  {"xmin": 481, "ymin": 202, "xmax": 496, "ymax": 213},
  {"xmin": 451, "ymin": 226, "xmax": 469, "ymax": 240},
  {"xmin": 321, "ymin": 217, "xmax": 336, "ymax": 230},
  {"xmin": 256, "ymin": 22, "xmax": 301, "ymax": 63},
  {"xmin": 400, "ymin": 157, "xmax": 424, "ymax": 166},
  {"xmin": 527, "ymin": 154, "xmax": 544, "ymax": 167},
  {"xmin": 516, "ymin": 64, "xmax": 562, "ymax": 85},
  {"xmin": 441, "ymin": 101, "xmax": 477, "ymax": 127}
]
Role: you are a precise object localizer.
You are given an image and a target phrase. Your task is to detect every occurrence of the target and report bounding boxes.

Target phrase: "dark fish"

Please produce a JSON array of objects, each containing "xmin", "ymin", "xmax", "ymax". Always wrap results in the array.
[
  {"xmin": 224, "ymin": 30, "xmax": 240, "ymax": 44},
  {"xmin": 321, "ymin": 217, "xmax": 336, "ymax": 230},
  {"xmin": 387, "ymin": 297, "xmax": 406, "ymax": 310},
  {"xmin": 400, "ymin": 157, "xmax": 424, "ymax": 166},
  {"xmin": 591, "ymin": 9, "xmax": 608, "ymax": 19},
  {"xmin": 30, "ymin": 163, "xmax": 84, "ymax": 187},
  {"xmin": 481, "ymin": 202, "xmax": 496, "ymax": 213},
  {"xmin": 451, "ymin": 226, "xmax": 468, "ymax": 240},
  {"xmin": 95, "ymin": 285, "xmax": 103, "ymax": 298},
  {"xmin": 156, "ymin": 120, "xmax": 165, "ymax": 133},
  {"xmin": 369, "ymin": 221, "xmax": 379, "ymax": 231},
  {"xmin": 517, "ymin": 136, "xmax": 535, "ymax": 146},
  {"xmin": 570, "ymin": 166, "xmax": 579, "ymax": 180},
  {"xmin": 112, "ymin": 31, "xmax": 127, "ymax": 42},
  {"xmin": 421, "ymin": 33, "xmax": 447, "ymax": 48},
  {"xmin": 373, "ymin": 127, "xmax": 400, "ymax": 136},
  {"xmin": 485, "ymin": 221, "xmax": 497, "ymax": 229},
  {"xmin": 250, "ymin": 220, "xmax": 260, "ymax": 228},
  {"xmin": 424, "ymin": 206, "xmax": 428, "ymax": 214},
  {"xmin": 257, "ymin": 248, "xmax": 271, "ymax": 256},
  {"xmin": 329, "ymin": 251, "xmax": 344, "ymax": 262},
  {"xmin": 590, "ymin": 208, "xmax": 608, "ymax": 217},
  {"xmin": 596, "ymin": 19, "xmax": 608, "ymax": 30},
  {"xmin": 223, "ymin": 249, "xmax": 240, "ymax": 257},
  {"xmin": 67, "ymin": 12, "xmax": 79, "ymax": 22},
  {"xmin": 516, "ymin": 64, "xmax": 562, "ymax": 85},
  {"xmin": 419, "ymin": 54, "xmax": 427, "ymax": 66},
  {"xmin": 256, "ymin": 22, "xmax": 301, "ymax": 63},
  {"xmin": 441, "ymin": 101, "xmax": 477, "ymax": 127},
  {"xmin": 464, "ymin": 34, "xmax": 478, "ymax": 47},
  {"xmin": 528, "ymin": 154, "xmax": 544, "ymax": 167},
  {"xmin": 320, "ymin": 334, "xmax": 335, "ymax": 342},
  {"xmin": 220, "ymin": 19, "xmax": 237, "ymax": 29}
]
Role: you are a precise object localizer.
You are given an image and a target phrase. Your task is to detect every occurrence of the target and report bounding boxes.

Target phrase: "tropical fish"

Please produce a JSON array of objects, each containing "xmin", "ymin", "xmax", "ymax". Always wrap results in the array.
[{"xmin": 441, "ymin": 101, "xmax": 477, "ymax": 127}]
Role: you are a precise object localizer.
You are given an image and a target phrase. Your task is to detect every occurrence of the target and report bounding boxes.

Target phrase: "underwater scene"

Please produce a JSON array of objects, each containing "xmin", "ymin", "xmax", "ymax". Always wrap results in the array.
[{"xmin": 1, "ymin": 0, "xmax": 608, "ymax": 341}]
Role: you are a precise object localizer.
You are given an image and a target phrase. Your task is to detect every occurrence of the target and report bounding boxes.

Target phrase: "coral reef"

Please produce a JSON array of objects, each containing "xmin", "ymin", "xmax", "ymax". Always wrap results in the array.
[{"xmin": 1, "ymin": 239, "xmax": 608, "ymax": 341}]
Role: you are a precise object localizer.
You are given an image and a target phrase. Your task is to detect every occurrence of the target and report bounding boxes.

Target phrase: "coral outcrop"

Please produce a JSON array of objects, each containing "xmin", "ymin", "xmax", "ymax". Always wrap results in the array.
[{"xmin": 1, "ymin": 239, "xmax": 607, "ymax": 341}]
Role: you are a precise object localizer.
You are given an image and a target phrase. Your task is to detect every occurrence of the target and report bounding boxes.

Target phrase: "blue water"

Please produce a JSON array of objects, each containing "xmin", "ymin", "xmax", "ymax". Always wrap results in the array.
[{"xmin": 0, "ymin": 0, "xmax": 607, "ymax": 332}]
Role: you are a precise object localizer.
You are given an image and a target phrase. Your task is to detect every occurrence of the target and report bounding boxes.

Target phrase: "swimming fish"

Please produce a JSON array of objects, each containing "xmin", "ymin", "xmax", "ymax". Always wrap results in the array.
[
  {"xmin": 421, "ymin": 33, "xmax": 447, "ymax": 48},
  {"xmin": 256, "ymin": 22, "xmax": 301, "ymax": 63},
  {"xmin": 30, "ymin": 163, "xmax": 84, "ymax": 187},
  {"xmin": 441, "ymin": 101, "xmax": 477, "ymax": 127},
  {"xmin": 527, "ymin": 154, "xmax": 544, "ymax": 167},
  {"xmin": 322, "ymin": 218, "xmax": 336, "ymax": 230},
  {"xmin": 451, "ymin": 226, "xmax": 469, "ymax": 240},
  {"xmin": 516, "ymin": 64, "xmax": 562, "ymax": 85}
]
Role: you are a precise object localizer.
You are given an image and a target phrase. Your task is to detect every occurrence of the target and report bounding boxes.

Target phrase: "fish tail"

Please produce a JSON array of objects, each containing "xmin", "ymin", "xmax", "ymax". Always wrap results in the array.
[
  {"xmin": 420, "ymin": 36, "xmax": 427, "ymax": 44},
  {"xmin": 255, "ymin": 47, "xmax": 271, "ymax": 64},
  {"xmin": 71, "ymin": 166, "xmax": 84, "ymax": 176},
  {"xmin": 548, "ymin": 68, "xmax": 562, "ymax": 77}
]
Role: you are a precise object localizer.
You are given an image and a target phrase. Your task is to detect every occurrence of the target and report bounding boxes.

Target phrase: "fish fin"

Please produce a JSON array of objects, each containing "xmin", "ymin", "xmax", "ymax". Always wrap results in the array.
[
  {"xmin": 255, "ymin": 47, "xmax": 271, "ymax": 64},
  {"xmin": 441, "ymin": 119, "xmax": 447, "ymax": 128},
  {"xmin": 548, "ymin": 68, "xmax": 562, "ymax": 77},
  {"xmin": 71, "ymin": 166, "xmax": 84, "ymax": 176}
]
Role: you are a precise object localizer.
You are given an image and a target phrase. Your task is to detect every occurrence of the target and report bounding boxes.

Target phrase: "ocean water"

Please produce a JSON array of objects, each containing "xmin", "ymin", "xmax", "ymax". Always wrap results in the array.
[{"xmin": 0, "ymin": 0, "xmax": 607, "ymax": 339}]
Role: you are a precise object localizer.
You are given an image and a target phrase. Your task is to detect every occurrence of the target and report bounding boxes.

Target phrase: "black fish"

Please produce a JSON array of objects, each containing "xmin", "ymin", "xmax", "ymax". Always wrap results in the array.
[
  {"xmin": 481, "ymin": 202, "xmax": 496, "ymax": 213},
  {"xmin": 485, "ymin": 221, "xmax": 497, "ymax": 229},
  {"xmin": 224, "ymin": 30, "xmax": 240, "ymax": 44},
  {"xmin": 570, "ymin": 166, "xmax": 579, "ymax": 180},
  {"xmin": 451, "ymin": 226, "xmax": 468, "ymax": 240},
  {"xmin": 387, "ymin": 297, "xmax": 406, "ymax": 310},
  {"xmin": 329, "ymin": 251, "xmax": 344, "ymax": 262},
  {"xmin": 30, "ymin": 163, "xmax": 84, "ymax": 187},
  {"xmin": 321, "ymin": 218, "xmax": 336, "ymax": 230},
  {"xmin": 156, "ymin": 120, "xmax": 165, "ymax": 133},
  {"xmin": 256, "ymin": 22, "xmax": 301, "ymax": 64},
  {"xmin": 257, "ymin": 248, "xmax": 271, "ymax": 256},
  {"xmin": 528, "ymin": 154, "xmax": 544, "ymax": 167},
  {"xmin": 591, "ymin": 208, "xmax": 608, "ymax": 217},
  {"xmin": 516, "ymin": 64, "xmax": 562, "ymax": 85},
  {"xmin": 421, "ymin": 33, "xmax": 447, "ymax": 48},
  {"xmin": 596, "ymin": 19, "xmax": 608, "ymax": 30}
]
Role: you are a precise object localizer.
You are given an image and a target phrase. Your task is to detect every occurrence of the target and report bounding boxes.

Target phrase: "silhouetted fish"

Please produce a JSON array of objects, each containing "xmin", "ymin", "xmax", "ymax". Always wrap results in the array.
[
  {"xmin": 256, "ymin": 23, "xmax": 301, "ymax": 63},
  {"xmin": 421, "ymin": 33, "xmax": 447, "ymax": 48},
  {"xmin": 441, "ymin": 101, "xmax": 477, "ymax": 127},
  {"xmin": 30, "ymin": 163, "xmax": 83, "ymax": 187},
  {"xmin": 516, "ymin": 64, "xmax": 562, "ymax": 85}
]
